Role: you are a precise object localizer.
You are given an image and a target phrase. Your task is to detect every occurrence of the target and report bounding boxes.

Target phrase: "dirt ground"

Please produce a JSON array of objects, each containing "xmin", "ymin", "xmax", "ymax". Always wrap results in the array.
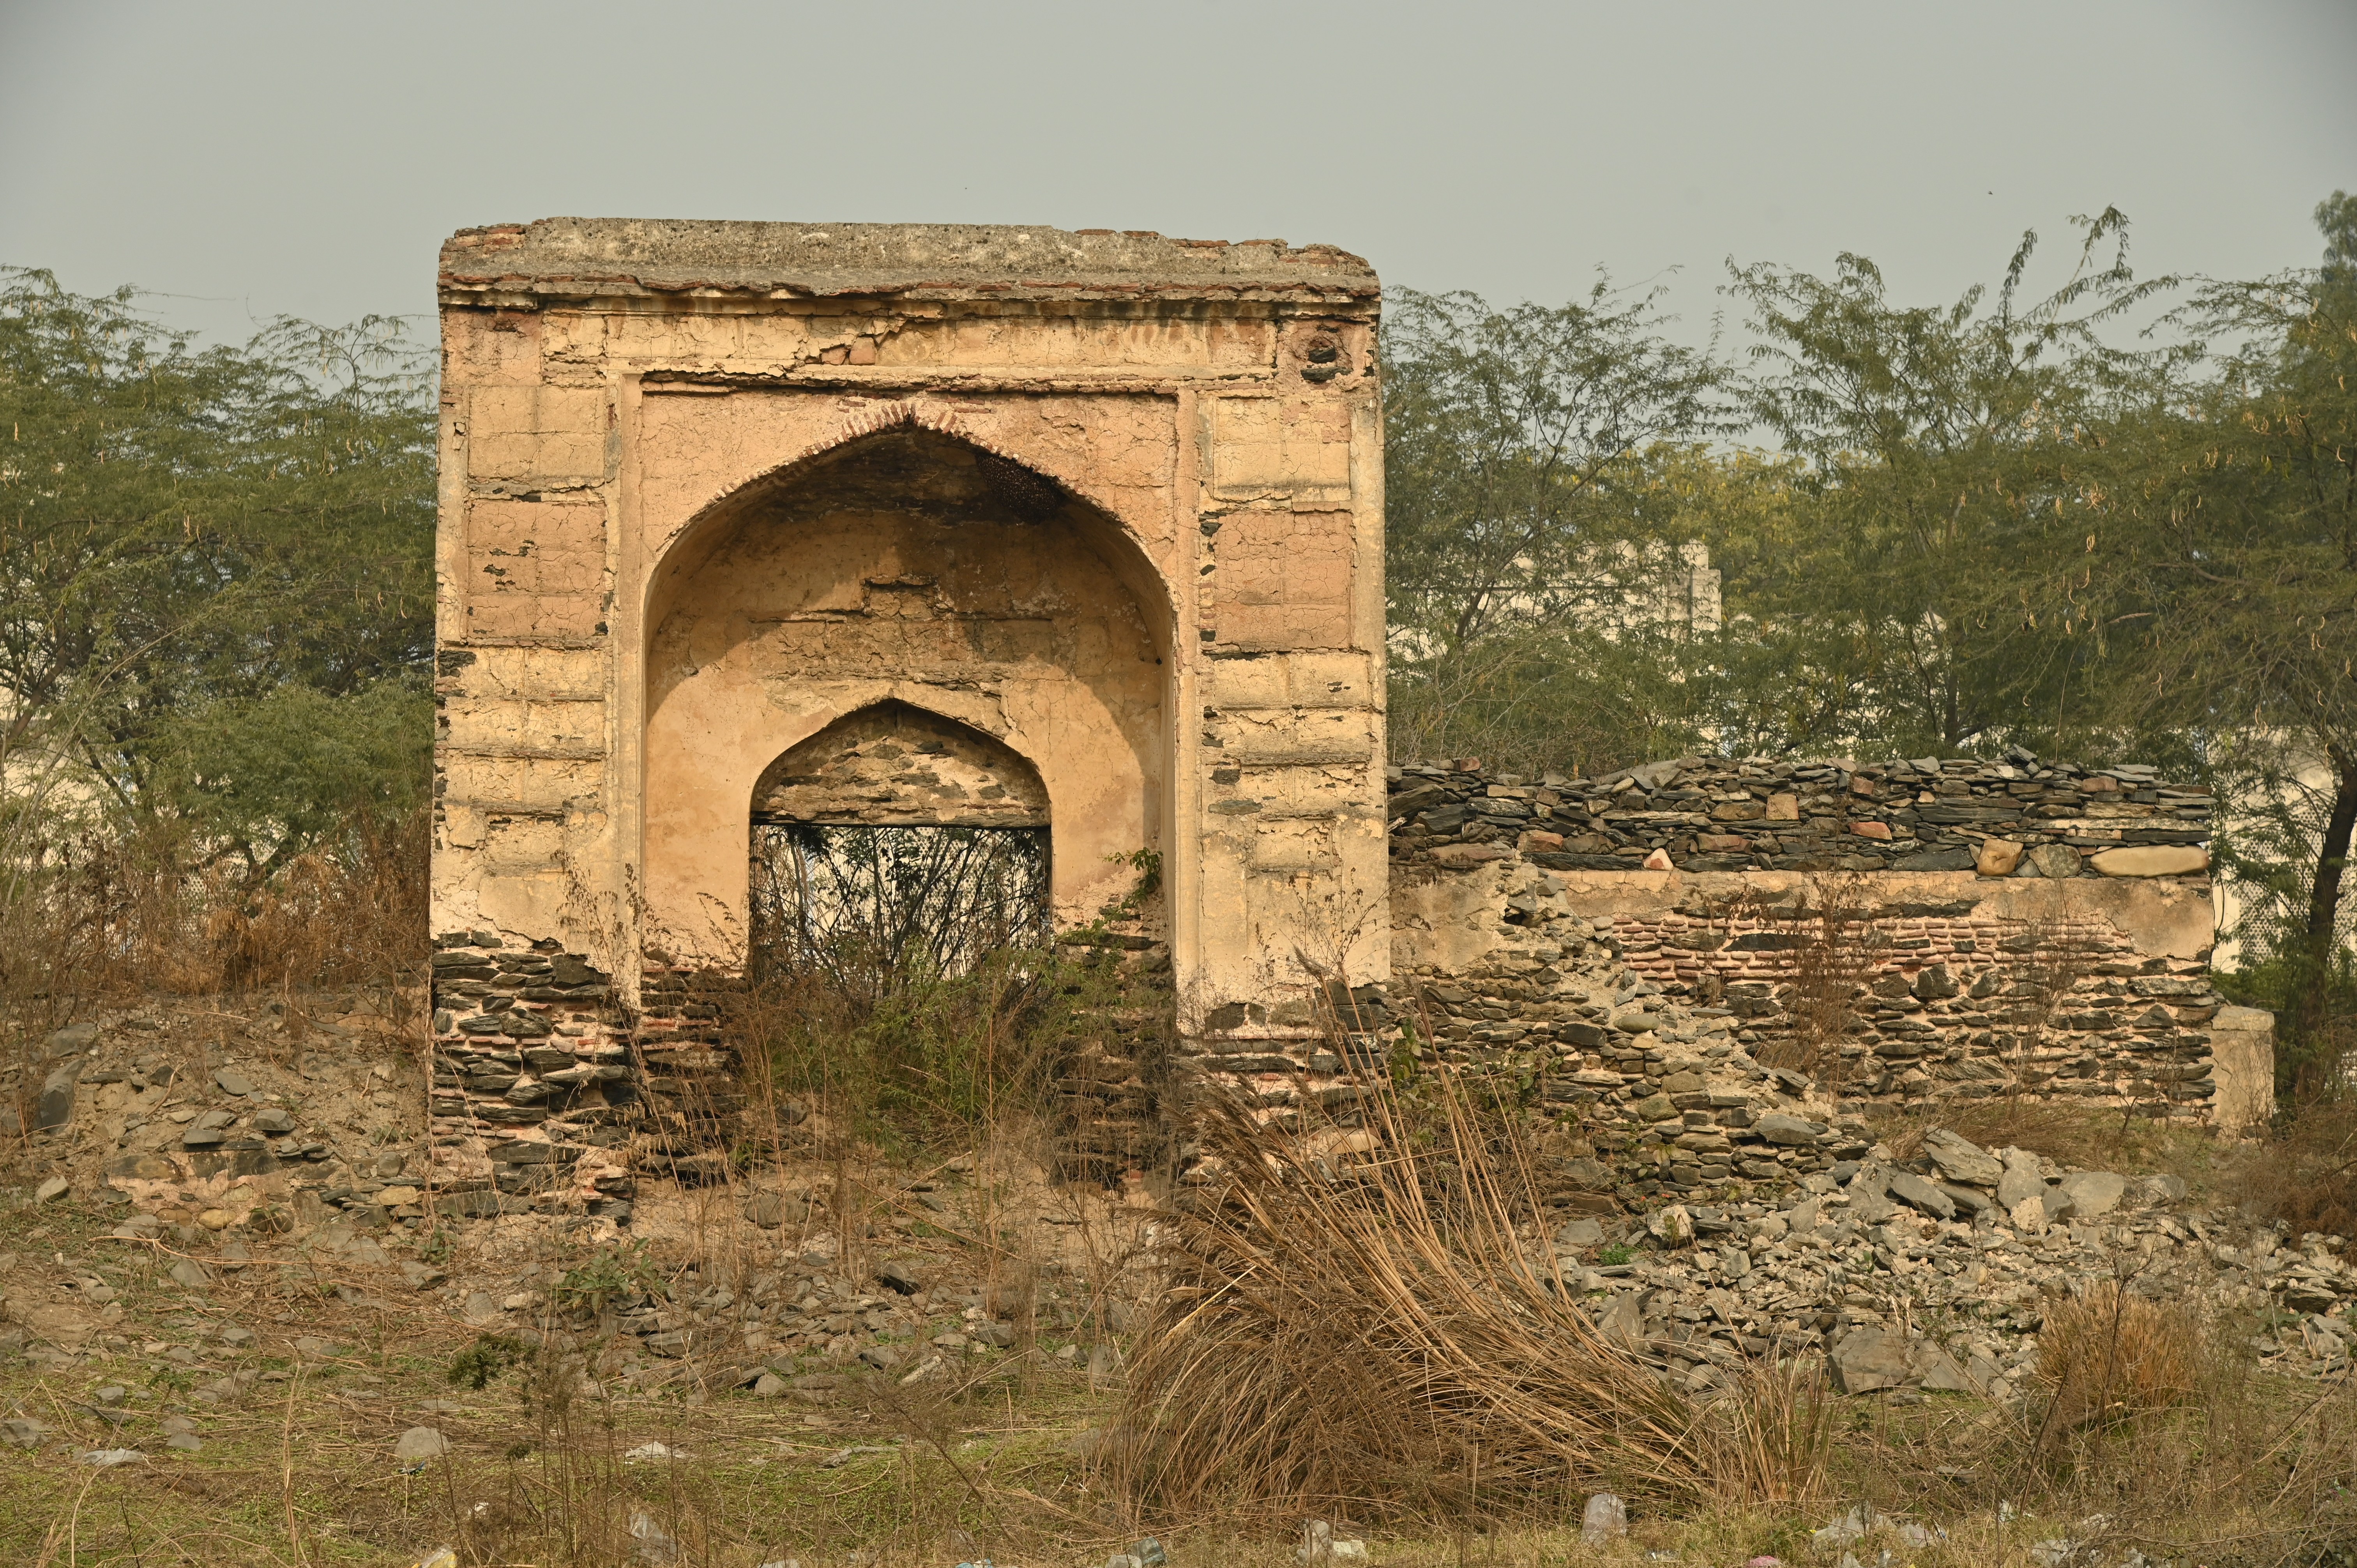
[{"xmin": 5, "ymin": 994, "xmax": 2354, "ymax": 1567}]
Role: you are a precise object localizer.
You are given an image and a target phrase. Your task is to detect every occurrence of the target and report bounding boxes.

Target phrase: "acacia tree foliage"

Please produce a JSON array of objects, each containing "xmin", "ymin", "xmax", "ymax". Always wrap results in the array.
[
  {"xmin": 1718, "ymin": 210, "xmax": 2189, "ymax": 758},
  {"xmin": 1380, "ymin": 283, "xmax": 1736, "ymax": 772},
  {"xmin": 2081, "ymin": 194, "xmax": 2357, "ymax": 1044},
  {"xmin": 0, "ymin": 268, "xmax": 434, "ymax": 880},
  {"xmin": 1383, "ymin": 283, "xmax": 1733, "ymax": 652}
]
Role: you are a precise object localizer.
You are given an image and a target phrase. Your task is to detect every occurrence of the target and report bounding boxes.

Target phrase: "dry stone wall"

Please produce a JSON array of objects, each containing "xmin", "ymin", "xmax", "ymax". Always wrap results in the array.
[
  {"xmin": 1381, "ymin": 754, "xmax": 2271, "ymax": 1192},
  {"xmin": 424, "ymin": 936, "xmax": 640, "ymax": 1217},
  {"xmin": 1390, "ymin": 750, "xmax": 2214, "ymax": 878}
]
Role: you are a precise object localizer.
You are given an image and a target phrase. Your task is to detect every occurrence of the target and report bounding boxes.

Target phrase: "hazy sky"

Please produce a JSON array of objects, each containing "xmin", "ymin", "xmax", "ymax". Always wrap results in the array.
[{"xmin": 3, "ymin": 0, "xmax": 2351, "ymax": 348}]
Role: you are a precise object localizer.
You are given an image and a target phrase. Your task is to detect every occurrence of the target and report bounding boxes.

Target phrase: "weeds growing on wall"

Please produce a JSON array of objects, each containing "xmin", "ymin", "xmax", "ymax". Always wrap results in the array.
[
  {"xmin": 722, "ymin": 829, "xmax": 1173, "ymax": 1161},
  {"xmin": 1689, "ymin": 872, "xmax": 1883, "ymax": 1086}
]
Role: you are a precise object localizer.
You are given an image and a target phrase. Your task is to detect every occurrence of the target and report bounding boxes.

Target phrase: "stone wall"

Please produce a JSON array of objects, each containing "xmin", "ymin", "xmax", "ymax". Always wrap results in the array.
[
  {"xmin": 1392, "ymin": 751, "xmax": 2213, "ymax": 878},
  {"xmin": 424, "ymin": 936, "xmax": 639, "ymax": 1217},
  {"xmin": 1384, "ymin": 754, "xmax": 2273, "ymax": 1139}
]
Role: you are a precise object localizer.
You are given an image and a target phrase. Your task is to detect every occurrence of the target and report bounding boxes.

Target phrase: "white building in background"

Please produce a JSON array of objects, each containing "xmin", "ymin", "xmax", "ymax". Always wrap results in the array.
[
  {"xmin": 1595, "ymin": 539, "xmax": 1722, "ymax": 637},
  {"xmin": 2210, "ymin": 741, "xmax": 2345, "ymax": 971},
  {"xmin": 1387, "ymin": 539, "xmax": 1722, "ymax": 664}
]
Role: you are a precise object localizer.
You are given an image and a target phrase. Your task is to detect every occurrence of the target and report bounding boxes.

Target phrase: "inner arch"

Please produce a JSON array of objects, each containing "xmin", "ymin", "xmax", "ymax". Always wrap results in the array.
[{"xmin": 751, "ymin": 701, "xmax": 1050, "ymax": 829}]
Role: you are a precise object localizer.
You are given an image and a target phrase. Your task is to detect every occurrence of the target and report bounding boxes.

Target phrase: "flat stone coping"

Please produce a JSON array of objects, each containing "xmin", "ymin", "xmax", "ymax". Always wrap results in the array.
[{"xmin": 440, "ymin": 219, "xmax": 1379, "ymax": 302}]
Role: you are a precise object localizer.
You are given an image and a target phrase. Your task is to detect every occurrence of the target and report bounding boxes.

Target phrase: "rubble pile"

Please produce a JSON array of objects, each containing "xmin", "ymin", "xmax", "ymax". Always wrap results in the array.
[{"xmin": 1562, "ymin": 1129, "xmax": 2357, "ymax": 1400}]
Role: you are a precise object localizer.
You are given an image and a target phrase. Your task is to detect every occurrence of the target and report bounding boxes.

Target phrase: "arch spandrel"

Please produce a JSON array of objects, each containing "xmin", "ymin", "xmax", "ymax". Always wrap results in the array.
[{"xmin": 634, "ymin": 397, "xmax": 1181, "ymax": 652}]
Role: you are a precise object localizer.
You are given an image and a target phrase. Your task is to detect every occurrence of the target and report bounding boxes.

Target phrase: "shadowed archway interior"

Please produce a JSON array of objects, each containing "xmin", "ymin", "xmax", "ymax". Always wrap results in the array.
[{"xmin": 746, "ymin": 703, "xmax": 1053, "ymax": 995}]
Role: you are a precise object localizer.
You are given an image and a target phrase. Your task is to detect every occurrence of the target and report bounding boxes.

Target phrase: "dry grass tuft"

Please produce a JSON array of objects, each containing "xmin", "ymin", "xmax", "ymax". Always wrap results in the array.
[
  {"xmin": 1109, "ymin": 1072, "xmax": 1733, "ymax": 1528},
  {"xmin": 2032, "ymin": 1279, "xmax": 2200, "ymax": 1432},
  {"xmin": 1714, "ymin": 1354, "xmax": 1838, "ymax": 1507}
]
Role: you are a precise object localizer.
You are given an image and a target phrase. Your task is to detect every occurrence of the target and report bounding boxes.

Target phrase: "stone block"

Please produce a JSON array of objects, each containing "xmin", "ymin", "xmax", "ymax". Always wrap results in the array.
[
  {"xmin": 462, "ymin": 498, "xmax": 608, "ymax": 639},
  {"xmin": 34, "ymin": 1061, "xmax": 84, "ymax": 1132},
  {"xmin": 2089, "ymin": 845, "xmax": 2209, "ymax": 878},
  {"xmin": 1975, "ymin": 837, "xmax": 2024, "ymax": 876},
  {"xmin": 2210, "ymin": 1005, "xmax": 2276, "ymax": 1132},
  {"xmin": 1830, "ymin": 1327, "xmax": 1915, "ymax": 1393},
  {"xmin": 468, "ymin": 385, "xmax": 608, "ymax": 479},
  {"xmin": 1885, "ymin": 1171, "xmax": 1956, "ymax": 1220},
  {"xmin": 2056, "ymin": 1170, "xmax": 2126, "ymax": 1218}
]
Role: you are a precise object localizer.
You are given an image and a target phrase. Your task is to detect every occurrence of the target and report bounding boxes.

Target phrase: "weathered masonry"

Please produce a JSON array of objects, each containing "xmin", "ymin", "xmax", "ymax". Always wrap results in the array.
[
  {"xmin": 1385, "ymin": 754, "xmax": 2275, "ymax": 1164},
  {"xmin": 427, "ymin": 218, "xmax": 2272, "ymax": 1216},
  {"xmin": 429, "ymin": 219, "xmax": 1389, "ymax": 1151}
]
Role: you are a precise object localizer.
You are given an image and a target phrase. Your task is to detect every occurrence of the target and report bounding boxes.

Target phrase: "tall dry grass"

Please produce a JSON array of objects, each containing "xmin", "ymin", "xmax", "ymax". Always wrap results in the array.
[
  {"xmin": 0, "ymin": 806, "xmax": 427, "ymax": 1008},
  {"xmin": 1, "ymin": 806, "xmax": 428, "ymax": 1152},
  {"xmin": 2030, "ymin": 1278, "xmax": 2202, "ymax": 1435},
  {"xmin": 1107, "ymin": 1068, "xmax": 1829, "ymax": 1529}
]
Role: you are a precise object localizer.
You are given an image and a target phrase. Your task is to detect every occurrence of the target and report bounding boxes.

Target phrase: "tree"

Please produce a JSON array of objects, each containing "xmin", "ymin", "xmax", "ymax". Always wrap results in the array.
[
  {"xmin": 2092, "ymin": 194, "xmax": 2357, "ymax": 1049},
  {"xmin": 0, "ymin": 269, "xmax": 435, "ymax": 880},
  {"xmin": 1722, "ymin": 212, "xmax": 2185, "ymax": 758},
  {"xmin": 1380, "ymin": 284, "xmax": 1735, "ymax": 771}
]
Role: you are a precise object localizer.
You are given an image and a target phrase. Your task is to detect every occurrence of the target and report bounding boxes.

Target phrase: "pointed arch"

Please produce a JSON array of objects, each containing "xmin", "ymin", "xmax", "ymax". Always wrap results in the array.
[
  {"xmin": 644, "ymin": 408, "xmax": 1175, "ymax": 662},
  {"xmin": 636, "ymin": 416, "xmax": 1168, "ymax": 964},
  {"xmin": 750, "ymin": 699, "xmax": 1050, "ymax": 828}
]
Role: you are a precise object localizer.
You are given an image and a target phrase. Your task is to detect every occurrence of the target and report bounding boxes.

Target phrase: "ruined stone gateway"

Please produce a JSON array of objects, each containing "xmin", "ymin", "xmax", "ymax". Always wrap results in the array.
[
  {"xmin": 430, "ymin": 219, "xmax": 1389, "ymax": 1170},
  {"xmin": 431, "ymin": 218, "xmax": 2268, "ymax": 1211}
]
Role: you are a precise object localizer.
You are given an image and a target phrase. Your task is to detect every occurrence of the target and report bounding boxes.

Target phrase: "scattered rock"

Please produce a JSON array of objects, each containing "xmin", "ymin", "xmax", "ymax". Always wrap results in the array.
[
  {"xmin": 214, "ymin": 1068, "xmax": 255, "ymax": 1097},
  {"xmin": 1647, "ymin": 1205, "xmax": 1695, "ymax": 1246},
  {"xmin": 34, "ymin": 1176, "xmax": 69, "ymax": 1203},
  {"xmin": 1554, "ymin": 1217, "xmax": 1605, "ymax": 1249},
  {"xmin": 629, "ymin": 1510, "xmax": 681, "ymax": 1565},
  {"xmin": 1997, "ymin": 1150, "xmax": 2045, "ymax": 1210},
  {"xmin": 1830, "ymin": 1328, "xmax": 1915, "ymax": 1394},
  {"xmin": 745, "ymin": 1192, "xmax": 807, "ymax": 1229},
  {"xmin": 622, "ymin": 1441, "xmax": 685, "ymax": 1462},
  {"xmin": 1884, "ymin": 1171, "xmax": 1956, "ymax": 1221},
  {"xmin": 2057, "ymin": 1171, "xmax": 2127, "ymax": 1219},
  {"xmin": 816, "ymin": 1444, "xmax": 892, "ymax": 1469},
  {"xmin": 35, "ymin": 1060, "xmax": 85, "ymax": 1132},
  {"xmin": 1, "ymin": 1418, "xmax": 47, "ymax": 1448},
  {"xmin": 395, "ymin": 1427, "xmax": 450, "ymax": 1467},
  {"xmin": 80, "ymin": 1448, "xmax": 145, "ymax": 1466},
  {"xmin": 1921, "ymin": 1129, "xmax": 2002, "ymax": 1187},
  {"xmin": 875, "ymin": 1259, "xmax": 922, "ymax": 1295}
]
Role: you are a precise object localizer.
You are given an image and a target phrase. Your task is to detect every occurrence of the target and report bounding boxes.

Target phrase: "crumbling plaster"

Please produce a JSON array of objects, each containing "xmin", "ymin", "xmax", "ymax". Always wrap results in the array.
[{"xmin": 1396, "ymin": 868, "xmax": 2219, "ymax": 978}]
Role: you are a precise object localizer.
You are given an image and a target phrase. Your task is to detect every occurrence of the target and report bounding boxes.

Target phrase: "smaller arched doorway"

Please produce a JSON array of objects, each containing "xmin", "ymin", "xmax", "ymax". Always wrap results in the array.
[{"xmin": 747, "ymin": 702, "xmax": 1053, "ymax": 999}]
